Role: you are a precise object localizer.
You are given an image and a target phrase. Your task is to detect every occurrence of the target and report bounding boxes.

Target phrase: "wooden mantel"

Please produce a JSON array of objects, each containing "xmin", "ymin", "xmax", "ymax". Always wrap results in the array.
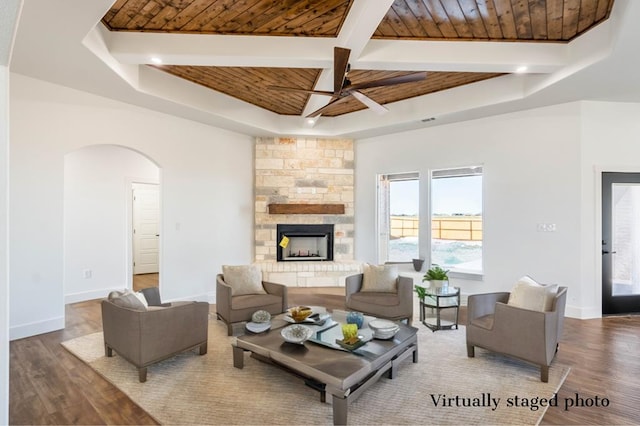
[{"xmin": 268, "ymin": 204, "xmax": 345, "ymax": 215}]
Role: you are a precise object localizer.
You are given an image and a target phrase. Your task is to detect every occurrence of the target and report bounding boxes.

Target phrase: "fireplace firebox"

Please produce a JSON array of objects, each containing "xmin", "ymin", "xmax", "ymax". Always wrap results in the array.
[{"xmin": 277, "ymin": 224, "xmax": 334, "ymax": 262}]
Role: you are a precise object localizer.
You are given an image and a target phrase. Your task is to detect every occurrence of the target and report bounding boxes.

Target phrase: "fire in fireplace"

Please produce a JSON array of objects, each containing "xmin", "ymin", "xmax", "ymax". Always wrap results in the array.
[{"xmin": 276, "ymin": 224, "xmax": 334, "ymax": 262}]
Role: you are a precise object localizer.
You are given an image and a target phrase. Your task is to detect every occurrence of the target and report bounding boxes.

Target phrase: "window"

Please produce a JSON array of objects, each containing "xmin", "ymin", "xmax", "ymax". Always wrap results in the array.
[
  {"xmin": 378, "ymin": 172, "xmax": 419, "ymax": 263},
  {"xmin": 431, "ymin": 166, "xmax": 483, "ymax": 274}
]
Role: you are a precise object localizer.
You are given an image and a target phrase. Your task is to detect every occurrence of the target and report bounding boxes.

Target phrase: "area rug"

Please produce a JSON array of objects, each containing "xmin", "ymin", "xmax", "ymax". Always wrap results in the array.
[{"xmin": 62, "ymin": 317, "xmax": 569, "ymax": 425}]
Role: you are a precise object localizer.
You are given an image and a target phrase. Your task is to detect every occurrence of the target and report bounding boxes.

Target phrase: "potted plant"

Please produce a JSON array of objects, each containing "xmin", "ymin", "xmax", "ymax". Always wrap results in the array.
[{"xmin": 422, "ymin": 264, "xmax": 450, "ymax": 289}]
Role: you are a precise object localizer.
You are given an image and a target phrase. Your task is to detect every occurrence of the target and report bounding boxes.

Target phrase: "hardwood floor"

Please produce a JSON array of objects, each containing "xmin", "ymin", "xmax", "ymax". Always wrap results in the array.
[
  {"xmin": 9, "ymin": 284, "xmax": 640, "ymax": 425},
  {"xmin": 132, "ymin": 273, "xmax": 159, "ymax": 292}
]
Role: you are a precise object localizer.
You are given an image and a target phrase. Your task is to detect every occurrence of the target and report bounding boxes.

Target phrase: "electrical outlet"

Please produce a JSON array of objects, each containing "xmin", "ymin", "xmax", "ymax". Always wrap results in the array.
[
  {"xmin": 83, "ymin": 269, "xmax": 92, "ymax": 279},
  {"xmin": 537, "ymin": 223, "xmax": 557, "ymax": 232}
]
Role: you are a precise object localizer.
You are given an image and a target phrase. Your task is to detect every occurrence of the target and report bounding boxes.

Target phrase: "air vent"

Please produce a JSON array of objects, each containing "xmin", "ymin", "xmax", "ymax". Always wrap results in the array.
[{"xmin": 421, "ymin": 117, "xmax": 436, "ymax": 123}]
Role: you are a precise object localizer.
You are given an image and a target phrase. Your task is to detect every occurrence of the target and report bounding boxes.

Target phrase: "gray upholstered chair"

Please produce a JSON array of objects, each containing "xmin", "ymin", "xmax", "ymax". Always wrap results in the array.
[
  {"xmin": 466, "ymin": 286, "xmax": 567, "ymax": 382},
  {"xmin": 101, "ymin": 290, "xmax": 209, "ymax": 382},
  {"xmin": 345, "ymin": 273, "xmax": 414, "ymax": 324},
  {"xmin": 216, "ymin": 274, "xmax": 288, "ymax": 335}
]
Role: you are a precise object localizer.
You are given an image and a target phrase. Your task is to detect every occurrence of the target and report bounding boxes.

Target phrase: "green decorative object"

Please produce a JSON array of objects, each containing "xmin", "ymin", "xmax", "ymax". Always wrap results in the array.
[
  {"xmin": 423, "ymin": 264, "xmax": 449, "ymax": 281},
  {"xmin": 423, "ymin": 264, "xmax": 450, "ymax": 291},
  {"xmin": 414, "ymin": 285, "xmax": 427, "ymax": 301}
]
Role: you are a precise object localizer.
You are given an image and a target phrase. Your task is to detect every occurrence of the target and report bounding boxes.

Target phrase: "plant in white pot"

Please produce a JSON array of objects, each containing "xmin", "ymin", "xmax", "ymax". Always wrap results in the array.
[{"xmin": 422, "ymin": 264, "xmax": 450, "ymax": 290}]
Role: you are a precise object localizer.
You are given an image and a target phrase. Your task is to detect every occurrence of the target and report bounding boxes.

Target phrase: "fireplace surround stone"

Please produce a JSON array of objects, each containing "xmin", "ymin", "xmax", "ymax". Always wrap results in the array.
[{"xmin": 254, "ymin": 137, "xmax": 355, "ymax": 286}]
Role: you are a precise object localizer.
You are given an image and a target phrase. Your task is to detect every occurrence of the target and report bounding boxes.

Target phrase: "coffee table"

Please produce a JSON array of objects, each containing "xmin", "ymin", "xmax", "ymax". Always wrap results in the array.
[{"xmin": 232, "ymin": 309, "xmax": 418, "ymax": 425}]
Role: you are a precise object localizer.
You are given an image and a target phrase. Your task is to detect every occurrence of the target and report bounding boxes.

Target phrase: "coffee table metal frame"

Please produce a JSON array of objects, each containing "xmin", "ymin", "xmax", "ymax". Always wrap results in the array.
[
  {"xmin": 232, "ymin": 310, "xmax": 418, "ymax": 425},
  {"xmin": 419, "ymin": 286, "xmax": 460, "ymax": 331}
]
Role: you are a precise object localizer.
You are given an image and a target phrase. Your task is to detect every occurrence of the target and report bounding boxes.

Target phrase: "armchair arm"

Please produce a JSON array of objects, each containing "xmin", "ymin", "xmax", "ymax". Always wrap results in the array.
[
  {"xmin": 216, "ymin": 274, "xmax": 233, "ymax": 320},
  {"xmin": 262, "ymin": 280, "xmax": 288, "ymax": 312},
  {"xmin": 345, "ymin": 274, "xmax": 363, "ymax": 299},
  {"xmin": 467, "ymin": 292, "xmax": 509, "ymax": 323},
  {"xmin": 397, "ymin": 275, "xmax": 414, "ymax": 316}
]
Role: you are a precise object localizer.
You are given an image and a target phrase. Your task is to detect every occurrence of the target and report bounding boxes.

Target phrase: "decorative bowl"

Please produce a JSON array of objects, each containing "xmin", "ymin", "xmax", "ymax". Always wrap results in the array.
[
  {"xmin": 289, "ymin": 306, "xmax": 313, "ymax": 322},
  {"xmin": 281, "ymin": 324, "xmax": 313, "ymax": 344},
  {"xmin": 369, "ymin": 319, "xmax": 400, "ymax": 340},
  {"xmin": 346, "ymin": 311, "xmax": 364, "ymax": 328},
  {"xmin": 251, "ymin": 310, "xmax": 272, "ymax": 323}
]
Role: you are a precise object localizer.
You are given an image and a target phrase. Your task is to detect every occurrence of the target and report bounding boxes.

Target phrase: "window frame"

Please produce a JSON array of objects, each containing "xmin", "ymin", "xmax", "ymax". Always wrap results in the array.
[
  {"xmin": 377, "ymin": 171, "xmax": 420, "ymax": 264},
  {"xmin": 429, "ymin": 165, "xmax": 484, "ymax": 277}
]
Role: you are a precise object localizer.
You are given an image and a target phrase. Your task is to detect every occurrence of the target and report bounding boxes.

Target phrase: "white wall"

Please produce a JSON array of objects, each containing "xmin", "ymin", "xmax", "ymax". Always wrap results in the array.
[
  {"xmin": 1, "ymin": 0, "xmax": 21, "ymax": 419},
  {"xmin": 579, "ymin": 101, "xmax": 640, "ymax": 318},
  {"xmin": 0, "ymin": 65, "xmax": 10, "ymax": 426},
  {"xmin": 9, "ymin": 73, "xmax": 255, "ymax": 339},
  {"xmin": 356, "ymin": 103, "xmax": 584, "ymax": 316},
  {"xmin": 64, "ymin": 145, "xmax": 159, "ymax": 303}
]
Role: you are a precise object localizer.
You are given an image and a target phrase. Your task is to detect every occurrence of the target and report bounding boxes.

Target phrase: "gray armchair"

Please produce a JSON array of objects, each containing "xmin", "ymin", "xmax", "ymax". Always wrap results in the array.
[
  {"xmin": 466, "ymin": 286, "xmax": 567, "ymax": 382},
  {"xmin": 101, "ymin": 290, "xmax": 209, "ymax": 382},
  {"xmin": 345, "ymin": 273, "xmax": 414, "ymax": 324},
  {"xmin": 216, "ymin": 274, "xmax": 288, "ymax": 335}
]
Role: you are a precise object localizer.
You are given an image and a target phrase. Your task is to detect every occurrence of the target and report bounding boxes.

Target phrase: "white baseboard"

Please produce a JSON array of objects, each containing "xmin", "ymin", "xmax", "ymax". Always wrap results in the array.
[
  {"xmin": 565, "ymin": 304, "xmax": 601, "ymax": 319},
  {"xmin": 10, "ymin": 316, "xmax": 65, "ymax": 341},
  {"xmin": 65, "ymin": 286, "xmax": 127, "ymax": 304}
]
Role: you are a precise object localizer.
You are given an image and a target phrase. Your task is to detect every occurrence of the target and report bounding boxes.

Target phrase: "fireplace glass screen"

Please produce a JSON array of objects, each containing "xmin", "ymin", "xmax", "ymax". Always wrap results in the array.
[{"xmin": 277, "ymin": 224, "xmax": 334, "ymax": 261}]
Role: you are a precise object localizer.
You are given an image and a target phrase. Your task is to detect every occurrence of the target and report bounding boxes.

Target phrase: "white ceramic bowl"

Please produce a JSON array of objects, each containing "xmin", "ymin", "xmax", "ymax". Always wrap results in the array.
[
  {"xmin": 369, "ymin": 319, "xmax": 400, "ymax": 339},
  {"xmin": 281, "ymin": 324, "xmax": 313, "ymax": 344}
]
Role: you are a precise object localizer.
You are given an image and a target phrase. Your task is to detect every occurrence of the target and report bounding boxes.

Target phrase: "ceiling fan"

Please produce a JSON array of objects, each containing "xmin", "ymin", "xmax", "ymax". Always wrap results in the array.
[{"xmin": 269, "ymin": 47, "xmax": 427, "ymax": 118}]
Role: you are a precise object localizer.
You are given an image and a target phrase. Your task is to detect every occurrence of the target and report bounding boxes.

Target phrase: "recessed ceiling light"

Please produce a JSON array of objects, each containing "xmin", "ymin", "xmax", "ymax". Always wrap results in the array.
[
  {"xmin": 306, "ymin": 118, "xmax": 316, "ymax": 125},
  {"xmin": 150, "ymin": 57, "xmax": 163, "ymax": 64},
  {"xmin": 516, "ymin": 66, "xmax": 528, "ymax": 73}
]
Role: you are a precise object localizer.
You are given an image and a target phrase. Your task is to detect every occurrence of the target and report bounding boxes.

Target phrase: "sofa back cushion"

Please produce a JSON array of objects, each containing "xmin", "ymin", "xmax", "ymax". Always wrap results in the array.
[
  {"xmin": 222, "ymin": 264, "xmax": 267, "ymax": 296},
  {"xmin": 507, "ymin": 276, "xmax": 558, "ymax": 312},
  {"xmin": 108, "ymin": 290, "xmax": 147, "ymax": 311},
  {"xmin": 360, "ymin": 264, "xmax": 398, "ymax": 293}
]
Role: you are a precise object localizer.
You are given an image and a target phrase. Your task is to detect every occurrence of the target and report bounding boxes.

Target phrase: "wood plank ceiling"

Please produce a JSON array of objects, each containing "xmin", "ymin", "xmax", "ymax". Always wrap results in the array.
[{"xmin": 102, "ymin": 0, "xmax": 615, "ymax": 117}]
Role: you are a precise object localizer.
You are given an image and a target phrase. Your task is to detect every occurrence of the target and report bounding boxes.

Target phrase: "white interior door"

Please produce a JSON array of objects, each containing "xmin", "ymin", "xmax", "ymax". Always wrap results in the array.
[{"xmin": 133, "ymin": 183, "xmax": 160, "ymax": 274}]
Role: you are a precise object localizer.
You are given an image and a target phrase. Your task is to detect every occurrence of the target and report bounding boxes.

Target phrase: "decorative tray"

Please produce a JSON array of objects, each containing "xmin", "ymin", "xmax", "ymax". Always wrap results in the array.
[
  {"xmin": 245, "ymin": 321, "xmax": 271, "ymax": 334},
  {"xmin": 335, "ymin": 338, "xmax": 366, "ymax": 351},
  {"xmin": 284, "ymin": 312, "xmax": 331, "ymax": 325}
]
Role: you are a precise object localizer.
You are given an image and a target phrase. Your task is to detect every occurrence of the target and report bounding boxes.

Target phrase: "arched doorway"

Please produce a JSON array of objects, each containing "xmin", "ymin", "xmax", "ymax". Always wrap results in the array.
[{"xmin": 63, "ymin": 145, "xmax": 160, "ymax": 302}]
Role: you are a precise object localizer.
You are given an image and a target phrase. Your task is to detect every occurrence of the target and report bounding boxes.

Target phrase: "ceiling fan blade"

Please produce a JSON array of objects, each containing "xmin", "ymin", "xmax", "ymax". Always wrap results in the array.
[
  {"xmin": 351, "ymin": 90, "xmax": 389, "ymax": 115},
  {"xmin": 347, "ymin": 72, "xmax": 427, "ymax": 91},
  {"xmin": 268, "ymin": 86, "xmax": 334, "ymax": 96},
  {"xmin": 306, "ymin": 95, "xmax": 352, "ymax": 118},
  {"xmin": 334, "ymin": 47, "xmax": 351, "ymax": 94}
]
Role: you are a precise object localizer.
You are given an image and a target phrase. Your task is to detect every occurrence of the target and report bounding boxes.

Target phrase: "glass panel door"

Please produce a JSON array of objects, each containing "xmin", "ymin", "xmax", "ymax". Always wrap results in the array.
[{"xmin": 602, "ymin": 173, "xmax": 640, "ymax": 314}]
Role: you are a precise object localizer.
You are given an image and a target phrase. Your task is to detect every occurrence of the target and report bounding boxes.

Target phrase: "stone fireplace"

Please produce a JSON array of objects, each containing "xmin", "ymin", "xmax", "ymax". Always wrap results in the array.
[{"xmin": 254, "ymin": 137, "xmax": 360, "ymax": 286}]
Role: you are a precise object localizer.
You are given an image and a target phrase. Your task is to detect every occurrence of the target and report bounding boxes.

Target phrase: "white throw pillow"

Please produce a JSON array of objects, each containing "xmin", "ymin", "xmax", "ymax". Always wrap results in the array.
[
  {"xmin": 223, "ymin": 264, "xmax": 266, "ymax": 296},
  {"xmin": 134, "ymin": 291, "xmax": 149, "ymax": 308},
  {"xmin": 508, "ymin": 276, "xmax": 558, "ymax": 312},
  {"xmin": 109, "ymin": 290, "xmax": 147, "ymax": 311},
  {"xmin": 360, "ymin": 263, "xmax": 398, "ymax": 293}
]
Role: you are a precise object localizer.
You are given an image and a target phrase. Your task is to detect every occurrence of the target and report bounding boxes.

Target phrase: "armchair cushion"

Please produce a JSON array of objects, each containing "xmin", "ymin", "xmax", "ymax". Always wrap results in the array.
[
  {"xmin": 222, "ymin": 264, "xmax": 266, "ymax": 296},
  {"xmin": 361, "ymin": 263, "xmax": 398, "ymax": 293},
  {"xmin": 108, "ymin": 290, "xmax": 147, "ymax": 311},
  {"xmin": 508, "ymin": 276, "xmax": 558, "ymax": 312}
]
